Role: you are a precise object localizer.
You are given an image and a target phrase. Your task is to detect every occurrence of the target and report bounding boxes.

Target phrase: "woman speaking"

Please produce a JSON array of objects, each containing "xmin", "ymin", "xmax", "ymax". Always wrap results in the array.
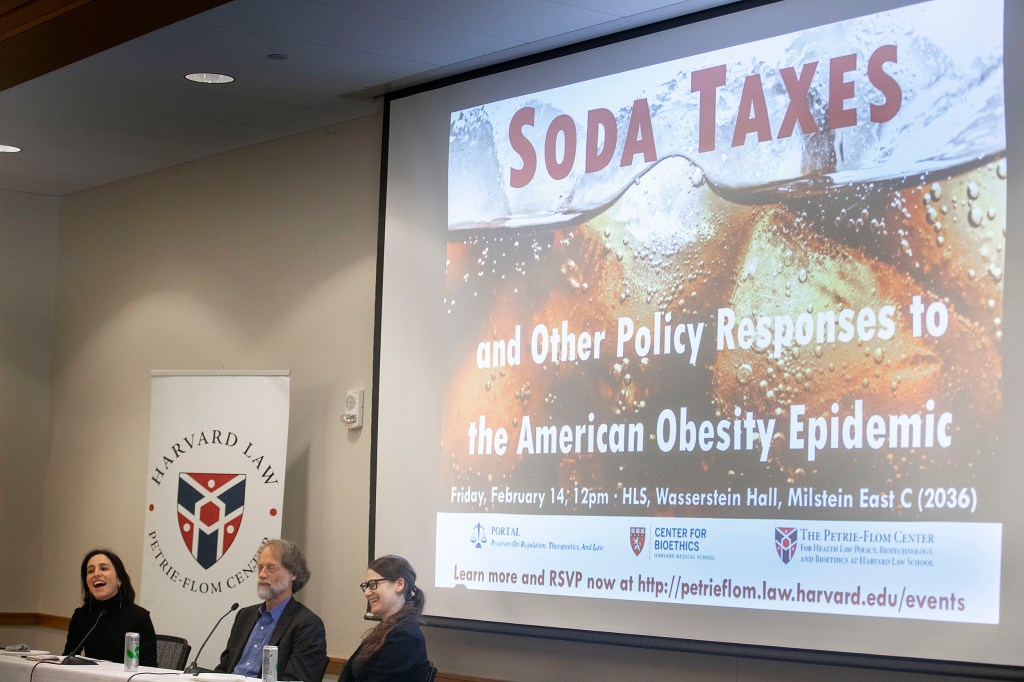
[{"xmin": 63, "ymin": 548, "xmax": 157, "ymax": 666}]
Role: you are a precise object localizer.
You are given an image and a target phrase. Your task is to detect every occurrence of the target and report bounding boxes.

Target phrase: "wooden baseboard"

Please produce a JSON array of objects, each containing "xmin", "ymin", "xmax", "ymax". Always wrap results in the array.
[
  {"xmin": 0, "ymin": 612, "xmax": 493, "ymax": 682},
  {"xmin": 0, "ymin": 612, "xmax": 69, "ymax": 629}
]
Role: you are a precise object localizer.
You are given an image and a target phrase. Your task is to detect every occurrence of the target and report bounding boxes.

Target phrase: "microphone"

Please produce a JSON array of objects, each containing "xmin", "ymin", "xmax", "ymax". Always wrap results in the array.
[
  {"xmin": 183, "ymin": 602, "xmax": 239, "ymax": 675},
  {"xmin": 61, "ymin": 611, "xmax": 106, "ymax": 665}
]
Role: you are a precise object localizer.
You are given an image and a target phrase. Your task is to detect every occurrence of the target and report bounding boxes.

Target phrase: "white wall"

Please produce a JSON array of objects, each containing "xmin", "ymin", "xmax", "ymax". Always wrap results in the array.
[
  {"xmin": 0, "ymin": 114, "xmax": 996, "ymax": 680},
  {"xmin": 0, "ymin": 189, "xmax": 58, "ymax": 611},
  {"xmin": 34, "ymin": 116, "xmax": 381, "ymax": 659}
]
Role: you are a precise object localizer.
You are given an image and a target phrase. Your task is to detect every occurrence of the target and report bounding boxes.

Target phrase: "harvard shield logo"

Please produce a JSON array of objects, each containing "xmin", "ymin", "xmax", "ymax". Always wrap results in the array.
[
  {"xmin": 630, "ymin": 527, "xmax": 646, "ymax": 556},
  {"xmin": 775, "ymin": 527, "xmax": 798, "ymax": 564},
  {"xmin": 177, "ymin": 473, "xmax": 246, "ymax": 569}
]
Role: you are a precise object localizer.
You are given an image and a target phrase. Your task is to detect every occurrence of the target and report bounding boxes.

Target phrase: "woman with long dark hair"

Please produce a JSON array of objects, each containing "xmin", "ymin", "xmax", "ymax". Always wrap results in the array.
[
  {"xmin": 63, "ymin": 548, "xmax": 157, "ymax": 666},
  {"xmin": 340, "ymin": 555, "xmax": 429, "ymax": 681}
]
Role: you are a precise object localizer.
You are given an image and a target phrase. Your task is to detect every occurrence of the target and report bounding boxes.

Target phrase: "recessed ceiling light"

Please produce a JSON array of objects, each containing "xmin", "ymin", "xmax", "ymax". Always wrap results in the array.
[
  {"xmin": 0, "ymin": 144, "xmax": 21, "ymax": 153},
  {"xmin": 184, "ymin": 72, "xmax": 234, "ymax": 84}
]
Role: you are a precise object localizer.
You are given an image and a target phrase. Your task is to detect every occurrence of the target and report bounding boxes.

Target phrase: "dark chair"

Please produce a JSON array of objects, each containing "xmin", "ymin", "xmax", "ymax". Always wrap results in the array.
[
  {"xmin": 425, "ymin": 661, "xmax": 438, "ymax": 682},
  {"xmin": 154, "ymin": 634, "xmax": 191, "ymax": 671}
]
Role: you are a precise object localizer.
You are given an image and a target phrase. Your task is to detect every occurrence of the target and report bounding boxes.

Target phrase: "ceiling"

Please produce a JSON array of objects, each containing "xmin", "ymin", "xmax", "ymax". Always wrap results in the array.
[{"xmin": 0, "ymin": 0, "xmax": 740, "ymax": 197}]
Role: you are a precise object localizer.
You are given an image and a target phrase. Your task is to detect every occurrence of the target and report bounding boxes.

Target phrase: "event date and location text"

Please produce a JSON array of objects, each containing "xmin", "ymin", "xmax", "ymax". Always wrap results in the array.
[{"xmin": 450, "ymin": 484, "xmax": 978, "ymax": 514}]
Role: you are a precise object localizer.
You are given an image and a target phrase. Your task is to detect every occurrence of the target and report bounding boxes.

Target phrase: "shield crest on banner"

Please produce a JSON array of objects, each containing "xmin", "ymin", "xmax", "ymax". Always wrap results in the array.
[
  {"xmin": 177, "ymin": 473, "xmax": 246, "ymax": 569},
  {"xmin": 630, "ymin": 527, "xmax": 646, "ymax": 556},
  {"xmin": 775, "ymin": 527, "xmax": 798, "ymax": 564}
]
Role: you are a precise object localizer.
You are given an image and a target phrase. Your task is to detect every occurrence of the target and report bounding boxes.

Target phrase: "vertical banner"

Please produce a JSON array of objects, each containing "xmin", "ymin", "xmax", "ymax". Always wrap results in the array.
[{"xmin": 142, "ymin": 371, "xmax": 290, "ymax": 668}]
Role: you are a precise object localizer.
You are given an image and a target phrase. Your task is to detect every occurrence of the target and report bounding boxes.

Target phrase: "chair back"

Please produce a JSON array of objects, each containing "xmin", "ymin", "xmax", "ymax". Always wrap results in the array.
[{"xmin": 154, "ymin": 634, "xmax": 191, "ymax": 671}]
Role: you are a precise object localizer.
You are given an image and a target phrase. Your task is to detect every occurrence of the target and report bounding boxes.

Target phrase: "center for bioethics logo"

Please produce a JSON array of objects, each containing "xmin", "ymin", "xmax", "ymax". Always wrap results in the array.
[
  {"xmin": 775, "ymin": 527, "xmax": 798, "ymax": 564},
  {"xmin": 178, "ymin": 473, "xmax": 246, "ymax": 568},
  {"xmin": 630, "ymin": 527, "xmax": 646, "ymax": 556}
]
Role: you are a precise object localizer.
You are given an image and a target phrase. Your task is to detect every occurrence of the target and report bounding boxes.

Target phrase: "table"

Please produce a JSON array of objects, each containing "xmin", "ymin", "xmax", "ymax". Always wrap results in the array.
[{"xmin": 0, "ymin": 655, "xmax": 200, "ymax": 682}]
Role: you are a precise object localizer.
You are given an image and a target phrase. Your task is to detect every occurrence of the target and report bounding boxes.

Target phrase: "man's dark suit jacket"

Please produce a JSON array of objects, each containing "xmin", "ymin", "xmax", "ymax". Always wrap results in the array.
[{"xmin": 215, "ymin": 598, "xmax": 327, "ymax": 682}]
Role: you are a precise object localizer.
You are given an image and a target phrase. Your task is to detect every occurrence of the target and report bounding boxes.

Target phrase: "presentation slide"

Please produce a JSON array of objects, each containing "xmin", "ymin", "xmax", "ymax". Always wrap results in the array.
[{"xmin": 377, "ymin": 0, "xmax": 1023, "ymax": 668}]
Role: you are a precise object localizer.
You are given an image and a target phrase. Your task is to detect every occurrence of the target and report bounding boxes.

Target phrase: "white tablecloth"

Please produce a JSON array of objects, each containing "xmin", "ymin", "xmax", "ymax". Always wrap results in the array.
[{"xmin": 0, "ymin": 656, "xmax": 217, "ymax": 682}]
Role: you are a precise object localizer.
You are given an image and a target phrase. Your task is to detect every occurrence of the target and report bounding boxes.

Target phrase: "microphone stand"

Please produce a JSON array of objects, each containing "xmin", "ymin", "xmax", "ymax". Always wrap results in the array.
[
  {"xmin": 183, "ymin": 602, "xmax": 239, "ymax": 675},
  {"xmin": 61, "ymin": 611, "xmax": 106, "ymax": 665}
]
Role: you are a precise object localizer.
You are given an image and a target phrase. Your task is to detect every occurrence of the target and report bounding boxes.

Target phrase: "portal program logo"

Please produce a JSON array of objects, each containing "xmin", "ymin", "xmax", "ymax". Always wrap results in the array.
[
  {"xmin": 630, "ymin": 527, "xmax": 646, "ymax": 556},
  {"xmin": 470, "ymin": 522, "xmax": 487, "ymax": 548},
  {"xmin": 775, "ymin": 527, "xmax": 798, "ymax": 564},
  {"xmin": 177, "ymin": 473, "xmax": 246, "ymax": 569}
]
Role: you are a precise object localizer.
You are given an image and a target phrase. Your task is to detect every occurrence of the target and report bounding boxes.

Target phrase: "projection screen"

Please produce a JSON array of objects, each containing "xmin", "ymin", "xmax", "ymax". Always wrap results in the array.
[{"xmin": 376, "ymin": 0, "xmax": 1023, "ymax": 670}]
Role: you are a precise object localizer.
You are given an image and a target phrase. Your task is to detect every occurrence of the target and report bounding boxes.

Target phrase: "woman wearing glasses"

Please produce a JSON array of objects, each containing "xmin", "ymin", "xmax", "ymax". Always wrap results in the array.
[{"xmin": 340, "ymin": 555, "xmax": 429, "ymax": 681}]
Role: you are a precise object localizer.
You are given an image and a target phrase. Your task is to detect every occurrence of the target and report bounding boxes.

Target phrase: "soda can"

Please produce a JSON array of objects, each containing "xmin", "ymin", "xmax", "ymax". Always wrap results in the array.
[
  {"xmin": 262, "ymin": 645, "xmax": 278, "ymax": 682},
  {"xmin": 124, "ymin": 632, "xmax": 140, "ymax": 672}
]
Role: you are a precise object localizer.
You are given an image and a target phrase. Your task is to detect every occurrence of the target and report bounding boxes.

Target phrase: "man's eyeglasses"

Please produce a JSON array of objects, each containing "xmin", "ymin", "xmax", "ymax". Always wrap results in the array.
[{"xmin": 360, "ymin": 578, "xmax": 396, "ymax": 591}]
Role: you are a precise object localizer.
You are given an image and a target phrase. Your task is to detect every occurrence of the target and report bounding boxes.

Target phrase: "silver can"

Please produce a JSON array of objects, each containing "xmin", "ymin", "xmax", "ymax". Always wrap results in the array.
[
  {"xmin": 261, "ymin": 645, "xmax": 278, "ymax": 682},
  {"xmin": 124, "ymin": 632, "xmax": 140, "ymax": 672}
]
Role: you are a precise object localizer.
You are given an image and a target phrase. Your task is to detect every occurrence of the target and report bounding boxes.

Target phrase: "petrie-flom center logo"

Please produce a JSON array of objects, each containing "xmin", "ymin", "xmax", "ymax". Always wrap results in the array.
[
  {"xmin": 146, "ymin": 429, "xmax": 280, "ymax": 595},
  {"xmin": 775, "ymin": 526, "xmax": 799, "ymax": 564},
  {"xmin": 177, "ymin": 473, "xmax": 246, "ymax": 568}
]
